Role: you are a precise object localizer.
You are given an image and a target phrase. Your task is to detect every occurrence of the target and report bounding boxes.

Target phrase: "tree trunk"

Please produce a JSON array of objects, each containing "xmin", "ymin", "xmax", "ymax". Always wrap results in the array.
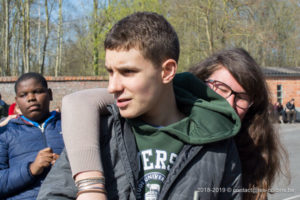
[
  {"xmin": 4, "ymin": 0, "xmax": 10, "ymax": 75},
  {"xmin": 93, "ymin": 0, "xmax": 99, "ymax": 75},
  {"xmin": 55, "ymin": 0, "xmax": 62, "ymax": 76},
  {"xmin": 41, "ymin": 0, "xmax": 49, "ymax": 75},
  {"xmin": 204, "ymin": 14, "xmax": 213, "ymax": 55},
  {"xmin": 21, "ymin": 0, "xmax": 26, "ymax": 73},
  {"xmin": 25, "ymin": 0, "xmax": 30, "ymax": 72},
  {"xmin": 38, "ymin": 2, "xmax": 41, "ymax": 67},
  {"xmin": 16, "ymin": 17, "xmax": 21, "ymax": 74}
]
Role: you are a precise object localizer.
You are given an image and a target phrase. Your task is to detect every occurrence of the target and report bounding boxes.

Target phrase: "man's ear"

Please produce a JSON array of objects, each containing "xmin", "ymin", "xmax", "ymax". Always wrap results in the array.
[
  {"xmin": 161, "ymin": 59, "xmax": 177, "ymax": 84},
  {"xmin": 48, "ymin": 88, "xmax": 53, "ymax": 101}
]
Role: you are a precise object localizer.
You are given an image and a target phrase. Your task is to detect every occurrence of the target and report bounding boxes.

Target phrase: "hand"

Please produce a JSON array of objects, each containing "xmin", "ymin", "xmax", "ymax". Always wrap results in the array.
[{"xmin": 30, "ymin": 147, "xmax": 56, "ymax": 176}]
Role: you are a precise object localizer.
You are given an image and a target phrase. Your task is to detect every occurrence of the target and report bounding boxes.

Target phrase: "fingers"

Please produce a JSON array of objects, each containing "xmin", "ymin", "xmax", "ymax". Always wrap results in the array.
[
  {"xmin": 36, "ymin": 148, "xmax": 56, "ymax": 167},
  {"xmin": 40, "ymin": 147, "xmax": 53, "ymax": 153},
  {"xmin": 38, "ymin": 148, "xmax": 54, "ymax": 165},
  {"xmin": 51, "ymin": 153, "xmax": 60, "ymax": 165},
  {"xmin": 30, "ymin": 148, "xmax": 59, "ymax": 176}
]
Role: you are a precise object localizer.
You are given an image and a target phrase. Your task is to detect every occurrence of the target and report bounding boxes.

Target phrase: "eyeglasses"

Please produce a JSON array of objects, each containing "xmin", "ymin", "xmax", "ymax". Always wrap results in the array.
[{"xmin": 205, "ymin": 79, "xmax": 253, "ymax": 109}]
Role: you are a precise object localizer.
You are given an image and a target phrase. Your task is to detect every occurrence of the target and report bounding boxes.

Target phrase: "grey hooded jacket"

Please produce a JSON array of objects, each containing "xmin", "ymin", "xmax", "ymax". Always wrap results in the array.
[{"xmin": 37, "ymin": 104, "xmax": 242, "ymax": 200}]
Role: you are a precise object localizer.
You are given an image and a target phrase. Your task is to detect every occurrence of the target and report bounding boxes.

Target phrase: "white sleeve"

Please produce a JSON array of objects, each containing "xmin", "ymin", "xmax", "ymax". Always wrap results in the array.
[{"xmin": 61, "ymin": 88, "xmax": 114, "ymax": 177}]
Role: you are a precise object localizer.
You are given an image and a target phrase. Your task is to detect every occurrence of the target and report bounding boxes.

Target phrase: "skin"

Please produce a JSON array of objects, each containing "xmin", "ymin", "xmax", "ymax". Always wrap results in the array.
[
  {"xmin": 15, "ymin": 78, "xmax": 58, "ymax": 176},
  {"xmin": 30, "ymin": 147, "xmax": 59, "ymax": 176},
  {"xmin": 207, "ymin": 65, "xmax": 250, "ymax": 119},
  {"xmin": 15, "ymin": 78, "xmax": 53, "ymax": 123},
  {"xmin": 105, "ymin": 48, "xmax": 183, "ymax": 126}
]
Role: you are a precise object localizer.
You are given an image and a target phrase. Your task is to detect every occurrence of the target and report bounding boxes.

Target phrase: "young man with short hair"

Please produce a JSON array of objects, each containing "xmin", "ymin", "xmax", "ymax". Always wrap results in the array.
[
  {"xmin": 0, "ymin": 72, "xmax": 64, "ymax": 199},
  {"xmin": 37, "ymin": 12, "xmax": 242, "ymax": 200}
]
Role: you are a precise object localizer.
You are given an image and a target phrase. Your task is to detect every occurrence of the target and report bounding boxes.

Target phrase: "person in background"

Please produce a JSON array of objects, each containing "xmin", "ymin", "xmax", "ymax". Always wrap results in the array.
[
  {"xmin": 0, "ymin": 93, "xmax": 9, "ymax": 119},
  {"xmin": 0, "ymin": 103, "xmax": 22, "ymax": 127},
  {"xmin": 37, "ymin": 12, "xmax": 242, "ymax": 200},
  {"xmin": 274, "ymin": 101, "xmax": 284, "ymax": 123},
  {"xmin": 8, "ymin": 102, "xmax": 17, "ymax": 116},
  {"xmin": 55, "ymin": 106, "xmax": 61, "ymax": 113},
  {"xmin": 0, "ymin": 72, "xmax": 64, "ymax": 199},
  {"xmin": 286, "ymin": 98, "xmax": 296, "ymax": 123}
]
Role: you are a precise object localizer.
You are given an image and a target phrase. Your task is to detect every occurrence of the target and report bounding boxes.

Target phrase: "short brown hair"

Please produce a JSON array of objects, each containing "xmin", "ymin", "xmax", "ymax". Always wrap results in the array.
[{"xmin": 104, "ymin": 12, "xmax": 180, "ymax": 67}]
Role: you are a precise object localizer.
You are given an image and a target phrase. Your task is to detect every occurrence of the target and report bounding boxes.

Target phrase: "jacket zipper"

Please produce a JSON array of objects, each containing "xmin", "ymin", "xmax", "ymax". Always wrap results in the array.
[
  {"xmin": 158, "ymin": 145, "xmax": 203, "ymax": 200},
  {"xmin": 38, "ymin": 123, "xmax": 48, "ymax": 147}
]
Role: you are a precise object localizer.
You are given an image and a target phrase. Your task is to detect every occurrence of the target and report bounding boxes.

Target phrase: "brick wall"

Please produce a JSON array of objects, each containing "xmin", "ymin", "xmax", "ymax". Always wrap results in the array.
[
  {"xmin": 1, "ymin": 76, "xmax": 299, "ymax": 111},
  {"xmin": 0, "ymin": 76, "xmax": 108, "ymax": 110},
  {"xmin": 266, "ymin": 77, "xmax": 300, "ymax": 106}
]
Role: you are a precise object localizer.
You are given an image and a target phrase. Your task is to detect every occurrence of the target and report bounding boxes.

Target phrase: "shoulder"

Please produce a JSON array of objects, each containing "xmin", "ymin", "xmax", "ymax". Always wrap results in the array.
[
  {"xmin": 206, "ymin": 138, "xmax": 237, "ymax": 153},
  {"xmin": 0, "ymin": 120, "xmax": 19, "ymax": 136},
  {"xmin": 0, "ymin": 122, "xmax": 17, "ymax": 144}
]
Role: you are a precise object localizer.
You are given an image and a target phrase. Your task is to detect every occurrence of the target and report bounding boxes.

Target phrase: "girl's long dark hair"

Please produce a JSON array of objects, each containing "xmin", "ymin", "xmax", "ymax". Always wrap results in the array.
[{"xmin": 189, "ymin": 48, "xmax": 290, "ymax": 200}]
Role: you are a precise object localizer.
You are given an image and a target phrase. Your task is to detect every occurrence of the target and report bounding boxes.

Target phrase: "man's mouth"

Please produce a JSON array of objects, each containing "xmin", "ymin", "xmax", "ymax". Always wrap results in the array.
[
  {"xmin": 116, "ymin": 98, "xmax": 131, "ymax": 108},
  {"xmin": 28, "ymin": 104, "xmax": 40, "ymax": 111}
]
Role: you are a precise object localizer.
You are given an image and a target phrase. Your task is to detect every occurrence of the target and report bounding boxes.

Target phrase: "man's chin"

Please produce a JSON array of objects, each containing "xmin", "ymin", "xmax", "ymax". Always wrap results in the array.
[
  {"xmin": 26, "ymin": 111, "xmax": 47, "ymax": 123},
  {"xmin": 119, "ymin": 110, "xmax": 139, "ymax": 119}
]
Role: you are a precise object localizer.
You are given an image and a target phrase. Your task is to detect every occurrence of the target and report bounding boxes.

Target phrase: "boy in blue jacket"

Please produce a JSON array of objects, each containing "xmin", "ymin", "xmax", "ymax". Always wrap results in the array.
[{"xmin": 0, "ymin": 72, "xmax": 64, "ymax": 200}]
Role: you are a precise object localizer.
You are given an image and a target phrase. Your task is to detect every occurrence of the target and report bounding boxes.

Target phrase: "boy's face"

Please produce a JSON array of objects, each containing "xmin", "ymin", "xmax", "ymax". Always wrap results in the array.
[
  {"xmin": 15, "ymin": 78, "xmax": 52, "ymax": 123},
  {"xmin": 106, "ymin": 48, "xmax": 164, "ymax": 119}
]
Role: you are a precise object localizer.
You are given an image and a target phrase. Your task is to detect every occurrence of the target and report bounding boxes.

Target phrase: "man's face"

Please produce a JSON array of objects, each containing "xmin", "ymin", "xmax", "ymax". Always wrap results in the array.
[
  {"xmin": 15, "ymin": 78, "xmax": 52, "ymax": 123},
  {"xmin": 105, "ymin": 48, "xmax": 163, "ymax": 119}
]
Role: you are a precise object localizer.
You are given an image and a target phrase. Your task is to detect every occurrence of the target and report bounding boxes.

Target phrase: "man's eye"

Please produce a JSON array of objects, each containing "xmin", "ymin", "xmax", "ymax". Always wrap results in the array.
[
  {"xmin": 34, "ymin": 89, "xmax": 45, "ymax": 94},
  {"xmin": 122, "ymin": 69, "xmax": 136, "ymax": 75},
  {"xmin": 124, "ymin": 70, "xmax": 134, "ymax": 74},
  {"xmin": 106, "ymin": 68, "xmax": 113, "ymax": 75}
]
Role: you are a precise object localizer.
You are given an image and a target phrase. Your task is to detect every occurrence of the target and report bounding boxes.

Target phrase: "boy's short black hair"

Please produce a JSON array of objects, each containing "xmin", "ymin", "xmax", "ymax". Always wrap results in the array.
[
  {"xmin": 104, "ymin": 12, "xmax": 180, "ymax": 67},
  {"xmin": 15, "ymin": 72, "xmax": 48, "ymax": 93}
]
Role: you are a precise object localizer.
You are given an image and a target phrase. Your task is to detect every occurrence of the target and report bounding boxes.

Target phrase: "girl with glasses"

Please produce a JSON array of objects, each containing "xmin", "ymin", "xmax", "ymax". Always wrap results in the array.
[{"xmin": 189, "ymin": 48, "xmax": 290, "ymax": 200}]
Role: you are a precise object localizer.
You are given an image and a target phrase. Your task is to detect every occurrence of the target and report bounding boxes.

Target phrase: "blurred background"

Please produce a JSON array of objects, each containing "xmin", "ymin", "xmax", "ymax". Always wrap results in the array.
[{"xmin": 0, "ymin": 0, "xmax": 299, "ymax": 77}]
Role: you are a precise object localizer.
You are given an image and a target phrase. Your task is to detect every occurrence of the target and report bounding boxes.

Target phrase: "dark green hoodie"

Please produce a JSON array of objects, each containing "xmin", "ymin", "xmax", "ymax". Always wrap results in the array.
[
  {"xmin": 128, "ymin": 72, "xmax": 241, "ymax": 200},
  {"xmin": 130, "ymin": 72, "xmax": 241, "ymax": 144}
]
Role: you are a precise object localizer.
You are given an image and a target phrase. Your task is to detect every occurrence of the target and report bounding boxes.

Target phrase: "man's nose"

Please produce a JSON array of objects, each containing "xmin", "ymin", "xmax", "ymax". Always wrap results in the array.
[
  {"xmin": 107, "ymin": 74, "xmax": 122, "ymax": 94},
  {"xmin": 27, "ymin": 93, "xmax": 36, "ymax": 102}
]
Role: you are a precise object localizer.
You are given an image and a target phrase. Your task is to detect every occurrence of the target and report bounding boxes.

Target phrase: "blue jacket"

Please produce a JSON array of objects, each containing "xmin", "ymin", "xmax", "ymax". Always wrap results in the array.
[{"xmin": 0, "ymin": 111, "xmax": 64, "ymax": 200}]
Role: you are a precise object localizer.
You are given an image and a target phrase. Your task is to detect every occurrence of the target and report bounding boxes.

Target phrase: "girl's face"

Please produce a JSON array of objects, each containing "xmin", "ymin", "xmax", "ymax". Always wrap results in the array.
[{"xmin": 206, "ymin": 66, "xmax": 252, "ymax": 119}]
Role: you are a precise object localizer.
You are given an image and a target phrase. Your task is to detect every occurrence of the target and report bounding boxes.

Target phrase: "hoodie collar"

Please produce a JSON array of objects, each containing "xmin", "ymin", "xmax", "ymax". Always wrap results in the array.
[{"xmin": 20, "ymin": 111, "xmax": 58, "ymax": 129}]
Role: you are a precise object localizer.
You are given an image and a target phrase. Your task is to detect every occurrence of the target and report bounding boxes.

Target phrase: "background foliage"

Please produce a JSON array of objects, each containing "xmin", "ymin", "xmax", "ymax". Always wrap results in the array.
[{"xmin": 0, "ymin": 0, "xmax": 299, "ymax": 76}]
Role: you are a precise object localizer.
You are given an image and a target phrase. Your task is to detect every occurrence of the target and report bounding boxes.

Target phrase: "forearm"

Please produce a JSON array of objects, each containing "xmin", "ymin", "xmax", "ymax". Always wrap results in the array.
[{"xmin": 62, "ymin": 88, "xmax": 114, "ymax": 177}]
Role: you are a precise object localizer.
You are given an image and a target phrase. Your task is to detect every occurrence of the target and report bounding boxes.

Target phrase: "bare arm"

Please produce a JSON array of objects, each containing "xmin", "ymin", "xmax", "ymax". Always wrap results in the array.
[{"xmin": 62, "ymin": 88, "xmax": 114, "ymax": 177}]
